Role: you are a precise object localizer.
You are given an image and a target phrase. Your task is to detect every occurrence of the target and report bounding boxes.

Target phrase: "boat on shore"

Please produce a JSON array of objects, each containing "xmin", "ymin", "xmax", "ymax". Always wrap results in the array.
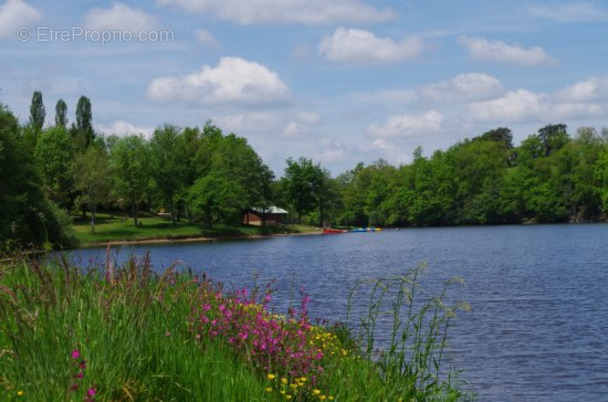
[
  {"xmin": 350, "ymin": 227, "xmax": 382, "ymax": 233},
  {"xmin": 322, "ymin": 228, "xmax": 348, "ymax": 234}
]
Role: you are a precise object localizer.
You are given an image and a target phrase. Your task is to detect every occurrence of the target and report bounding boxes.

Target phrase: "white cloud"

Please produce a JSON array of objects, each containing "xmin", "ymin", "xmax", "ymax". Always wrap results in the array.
[
  {"xmin": 96, "ymin": 120, "xmax": 155, "ymax": 138},
  {"xmin": 371, "ymin": 138, "xmax": 410, "ymax": 166},
  {"xmin": 556, "ymin": 76, "xmax": 608, "ymax": 102},
  {"xmin": 156, "ymin": 0, "xmax": 394, "ymax": 24},
  {"xmin": 367, "ymin": 110, "xmax": 445, "ymax": 138},
  {"xmin": 467, "ymin": 89, "xmax": 604, "ymax": 123},
  {"xmin": 195, "ymin": 29, "xmax": 217, "ymax": 46},
  {"xmin": 83, "ymin": 3, "xmax": 159, "ymax": 32},
  {"xmin": 418, "ymin": 73, "xmax": 505, "ymax": 103},
  {"xmin": 217, "ymin": 112, "xmax": 282, "ymax": 133},
  {"xmin": 147, "ymin": 57, "xmax": 290, "ymax": 106},
  {"xmin": 283, "ymin": 112, "xmax": 321, "ymax": 137},
  {"xmin": 468, "ymin": 90, "xmax": 546, "ymax": 123},
  {"xmin": 459, "ymin": 36, "xmax": 554, "ymax": 66},
  {"xmin": 528, "ymin": 3, "xmax": 608, "ymax": 22},
  {"xmin": 0, "ymin": 0, "xmax": 41, "ymax": 39},
  {"xmin": 319, "ymin": 28, "xmax": 427, "ymax": 64}
]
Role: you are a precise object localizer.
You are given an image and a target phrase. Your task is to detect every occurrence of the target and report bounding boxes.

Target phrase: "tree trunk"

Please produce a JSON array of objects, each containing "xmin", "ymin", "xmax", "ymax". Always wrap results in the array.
[
  {"xmin": 170, "ymin": 196, "xmax": 176, "ymax": 225},
  {"xmin": 90, "ymin": 204, "xmax": 96, "ymax": 234},
  {"xmin": 133, "ymin": 199, "xmax": 139, "ymax": 227}
]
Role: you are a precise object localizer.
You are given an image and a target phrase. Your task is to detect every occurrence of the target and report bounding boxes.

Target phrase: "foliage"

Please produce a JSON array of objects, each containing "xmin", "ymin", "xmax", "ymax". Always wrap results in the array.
[
  {"xmin": 0, "ymin": 104, "xmax": 75, "ymax": 250},
  {"xmin": 0, "ymin": 256, "xmax": 468, "ymax": 401},
  {"xmin": 110, "ymin": 135, "xmax": 151, "ymax": 227},
  {"xmin": 29, "ymin": 90, "xmax": 45, "ymax": 131}
]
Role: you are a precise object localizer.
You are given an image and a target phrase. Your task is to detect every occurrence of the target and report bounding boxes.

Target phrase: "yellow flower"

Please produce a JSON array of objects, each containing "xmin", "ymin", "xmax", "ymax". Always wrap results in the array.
[
  {"xmin": 313, "ymin": 389, "xmax": 321, "ymax": 395},
  {"xmin": 17, "ymin": 391, "xmax": 24, "ymax": 396},
  {"xmin": 267, "ymin": 374, "xmax": 276, "ymax": 381},
  {"xmin": 328, "ymin": 397, "xmax": 334, "ymax": 401},
  {"xmin": 266, "ymin": 388, "xmax": 273, "ymax": 393},
  {"xmin": 281, "ymin": 377, "xmax": 288, "ymax": 385},
  {"xmin": 299, "ymin": 377, "xmax": 307, "ymax": 382},
  {"xmin": 319, "ymin": 396, "xmax": 326, "ymax": 401},
  {"xmin": 285, "ymin": 395, "xmax": 292, "ymax": 400}
]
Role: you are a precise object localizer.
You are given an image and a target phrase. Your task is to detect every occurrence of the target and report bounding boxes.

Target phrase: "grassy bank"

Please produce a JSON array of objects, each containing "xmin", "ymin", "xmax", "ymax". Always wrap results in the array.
[
  {"xmin": 0, "ymin": 256, "xmax": 471, "ymax": 401},
  {"xmin": 72, "ymin": 213, "xmax": 319, "ymax": 247}
]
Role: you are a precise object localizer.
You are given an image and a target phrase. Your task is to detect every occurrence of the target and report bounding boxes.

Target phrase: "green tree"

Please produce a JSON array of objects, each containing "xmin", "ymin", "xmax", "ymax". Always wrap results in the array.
[
  {"xmin": 0, "ymin": 103, "xmax": 74, "ymax": 249},
  {"xmin": 34, "ymin": 126, "xmax": 73, "ymax": 207},
  {"xmin": 282, "ymin": 157, "xmax": 317, "ymax": 223},
  {"xmin": 110, "ymin": 135, "xmax": 150, "ymax": 226},
  {"xmin": 150, "ymin": 124, "xmax": 186, "ymax": 224},
  {"xmin": 74, "ymin": 95, "xmax": 94, "ymax": 148},
  {"xmin": 55, "ymin": 99, "xmax": 68, "ymax": 128},
  {"xmin": 73, "ymin": 145, "xmax": 112, "ymax": 233},
  {"xmin": 188, "ymin": 172, "xmax": 245, "ymax": 229},
  {"xmin": 29, "ymin": 90, "xmax": 45, "ymax": 130}
]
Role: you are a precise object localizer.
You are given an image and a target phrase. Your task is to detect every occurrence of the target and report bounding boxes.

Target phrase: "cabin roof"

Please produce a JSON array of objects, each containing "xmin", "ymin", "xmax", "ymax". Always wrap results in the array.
[{"xmin": 249, "ymin": 206, "xmax": 288, "ymax": 215}]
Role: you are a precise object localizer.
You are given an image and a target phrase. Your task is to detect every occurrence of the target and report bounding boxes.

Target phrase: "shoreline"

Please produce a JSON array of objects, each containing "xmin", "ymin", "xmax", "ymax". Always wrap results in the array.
[{"xmin": 78, "ymin": 230, "xmax": 323, "ymax": 249}]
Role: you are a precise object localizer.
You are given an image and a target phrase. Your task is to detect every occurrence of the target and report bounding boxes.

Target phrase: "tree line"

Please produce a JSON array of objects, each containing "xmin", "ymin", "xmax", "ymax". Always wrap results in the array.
[{"xmin": 2, "ymin": 91, "xmax": 608, "ymax": 250}]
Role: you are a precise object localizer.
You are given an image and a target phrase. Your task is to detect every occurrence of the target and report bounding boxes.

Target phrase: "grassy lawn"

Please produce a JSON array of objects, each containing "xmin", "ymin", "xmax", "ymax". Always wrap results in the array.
[{"xmin": 72, "ymin": 212, "xmax": 319, "ymax": 246}]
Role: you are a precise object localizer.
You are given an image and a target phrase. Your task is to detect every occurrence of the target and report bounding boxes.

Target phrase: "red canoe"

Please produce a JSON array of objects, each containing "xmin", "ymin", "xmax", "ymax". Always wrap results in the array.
[{"xmin": 322, "ymin": 228, "xmax": 348, "ymax": 234}]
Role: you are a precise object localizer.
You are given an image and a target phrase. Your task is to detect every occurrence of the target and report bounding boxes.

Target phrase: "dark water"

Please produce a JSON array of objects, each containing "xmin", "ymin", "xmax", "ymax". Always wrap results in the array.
[{"xmin": 67, "ymin": 224, "xmax": 608, "ymax": 401}]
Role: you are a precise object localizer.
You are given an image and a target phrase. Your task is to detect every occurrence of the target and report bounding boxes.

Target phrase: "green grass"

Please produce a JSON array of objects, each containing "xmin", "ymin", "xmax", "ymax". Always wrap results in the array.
[
  {"xmin": 72, "ymin": 212, "xmax": 319, "ymax": 246},
  {"xmin": 0, "ymin": 256, "xmax": 472, "ymax": 401}
]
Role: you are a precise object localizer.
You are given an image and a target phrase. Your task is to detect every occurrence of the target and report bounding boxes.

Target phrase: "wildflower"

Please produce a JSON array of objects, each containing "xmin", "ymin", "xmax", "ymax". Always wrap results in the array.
[
  {"xmin": 72, "ymin": 350, "xmax": 80, "ymax": 359},
  {"xmin": 313, "ymin": 389, "xmax": 321, "ymax": 395},
  {"xmin": 87, "ymin": 388, "xmax": 96, "ymax": 397},
  {"xmin": 266, "ymin": 387, "xmax": 273, "ymax": 393},
  {"xmin": 281, "ymin": 377, "xmax": 288, "ymax": 385},
  {"xmin": 319, "ymin": 396, "xmax": 326, "ymax": 401},
  {"xmin": 267, "ymin": 374, "xmax": 276, "ymax": 381},
  {"xmin": 17, "ymin": 391, "xmax": 24, "ymax": 396},
  {"xmin": 285, "ymin": 395, "xmax": 292, "ymax": 400},
  {"xmin": 328, "ymin": 397, "xmax": 334, "ymax": 401}
]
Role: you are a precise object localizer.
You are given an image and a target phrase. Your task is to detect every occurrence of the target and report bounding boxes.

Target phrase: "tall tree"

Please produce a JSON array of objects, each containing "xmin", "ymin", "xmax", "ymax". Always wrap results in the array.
[
  {"xmin": 75, "ymin": 95, "xmax": 94, "ymax": 147},
  {"xmin": 110, "ymin": 135, "xmax": 150, "ymax": 226},
  {"xmin": 34, "ymin": 126, "xmax": 73, "ymax": 207},
  {"xmin": 73, "ymin": 145, "xmax": 112, "ymax": 234},
  {"xmin": 55, "ymin": 99, "xmax": 68, "ymax": 127},
  {"xmin": 29, "ymin": 90, "xmax": 45, "ymax": 130},
  {"xmin": 282, "ymin": 157, "xmax": 317, "ymax": 223},
  {"xmin": 149, "ymin": 124, "xmax": 186, "ymax": 224},
  {"xmin": 188, "ymin": 172, "xmax": 245, "ymax": 229}
]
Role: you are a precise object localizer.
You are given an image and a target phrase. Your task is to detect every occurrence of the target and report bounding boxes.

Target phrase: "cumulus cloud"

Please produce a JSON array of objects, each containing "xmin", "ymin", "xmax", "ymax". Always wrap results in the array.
[
  {"xmin": 556, "ymin": 76, "xmax": 608, "ymax": 102},
  {"xmin": 418, "ymin": 73, "xmax": 505, "ymax": 103},
  {"xmin": 527, "ymin": 3, "xmax": 608, "ymax": 22},
  {"xmin": 83, "ymin": 3, "xmax": 159, "ymax": 32},
  {"xmin": 96, "ymin": 120, "xmax": 155, "ymax": 138},
  {"xmin": 468, "ymin": 87, "xmax": 604, "ymax": 123},
  {"xmin": 156, "ymin": 0, "xmax": 394, "ymax": 24},
  {"xmin": 367, "ymin": 110, "xmax": 445, "ymax": 138},
  {"xmin": 459, "ymin": 36, "xmax": 554, "ymax": 66},
  {"xmin": 371, "ymin": 138, "xmax": 410, "ymax": 166},
  {"xmin": 0, "ymin": 0, "xmax": 41, "ymax": 39},
  {"xmin": 319, "ymin": 28, "xmax": 427, "ymax": 64},
  {"xmin": 147, "ymin": 57, "xmax": 290, "ymax": 106}
]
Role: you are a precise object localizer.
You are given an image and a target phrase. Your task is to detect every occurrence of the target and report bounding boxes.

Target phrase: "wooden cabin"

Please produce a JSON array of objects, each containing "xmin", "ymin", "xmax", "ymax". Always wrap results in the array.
[{"xmin": 243, "ymin": 206, "xmax": 288, "ymax": 226}]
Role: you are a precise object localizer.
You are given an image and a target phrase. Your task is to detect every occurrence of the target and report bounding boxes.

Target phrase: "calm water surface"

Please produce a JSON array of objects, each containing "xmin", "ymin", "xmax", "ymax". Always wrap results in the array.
[{"xmin": 69, "ymin": 224, "xmax": 608, "ymax": 401}]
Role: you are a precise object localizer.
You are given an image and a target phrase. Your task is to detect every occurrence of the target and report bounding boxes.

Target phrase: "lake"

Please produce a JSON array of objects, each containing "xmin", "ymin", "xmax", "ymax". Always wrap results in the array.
[{"xmin": 67, "ymin": 224, "xmax": 608, "ymax": 401}]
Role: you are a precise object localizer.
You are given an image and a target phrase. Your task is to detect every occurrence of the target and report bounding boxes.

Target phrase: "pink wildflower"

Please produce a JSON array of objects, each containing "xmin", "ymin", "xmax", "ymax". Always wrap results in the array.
[{"xmin": 71, "ymin": 350, "xmax": 80, "ymax": 360}]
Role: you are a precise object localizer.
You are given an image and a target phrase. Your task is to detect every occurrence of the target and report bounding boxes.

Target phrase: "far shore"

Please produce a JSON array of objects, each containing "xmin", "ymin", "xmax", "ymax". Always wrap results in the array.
[{"xmin": 78, "ymin": 229, "xmax": 324, "ymax": 249}]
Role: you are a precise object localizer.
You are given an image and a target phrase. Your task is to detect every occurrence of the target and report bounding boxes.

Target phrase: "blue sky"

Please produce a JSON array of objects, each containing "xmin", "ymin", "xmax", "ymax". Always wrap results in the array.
[{"xmin": 1, "ymin": 0, "xmax": 608, "ymax": 175}]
